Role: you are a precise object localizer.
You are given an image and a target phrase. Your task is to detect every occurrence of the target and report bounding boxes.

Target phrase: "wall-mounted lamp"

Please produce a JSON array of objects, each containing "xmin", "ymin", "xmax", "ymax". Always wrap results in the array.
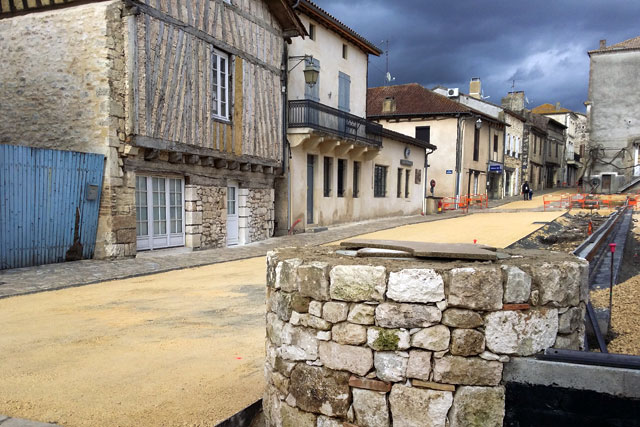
[
  {"xmin": 288, "ymin": 55, "xmax": 319, "ymax": 86},
  {"xmin": 475, "ymin": 118, "xmax": 483, "ymax": 129}
]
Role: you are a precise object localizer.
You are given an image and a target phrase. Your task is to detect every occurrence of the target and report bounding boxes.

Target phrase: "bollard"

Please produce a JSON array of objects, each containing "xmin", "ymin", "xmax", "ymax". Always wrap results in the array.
[{"xmin": 609, "ymin": 243, "xmax": 617, "ymax": 328}]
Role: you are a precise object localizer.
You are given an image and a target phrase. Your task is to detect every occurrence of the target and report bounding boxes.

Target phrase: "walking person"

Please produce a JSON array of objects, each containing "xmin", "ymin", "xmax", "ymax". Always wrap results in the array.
[
  {"xmin": 522, "ymin": 181, "xmax": 530, "ymax": 201},
  {"xmin": 529, "ymin": 187, "xmax": 533, "ymax": 200}
]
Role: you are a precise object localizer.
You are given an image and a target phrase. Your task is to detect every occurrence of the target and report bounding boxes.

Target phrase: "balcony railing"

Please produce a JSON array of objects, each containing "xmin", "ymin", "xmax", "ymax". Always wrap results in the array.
[{"xmin": 288, "ymin": 99, "xmax": 383, "ymax": 147}]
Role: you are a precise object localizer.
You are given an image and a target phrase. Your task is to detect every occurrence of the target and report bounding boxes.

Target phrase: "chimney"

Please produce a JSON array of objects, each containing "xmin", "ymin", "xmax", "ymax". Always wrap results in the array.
[
  {"xmin": 382, "ymin": 97, "xmax": 396, "ymax": 113},
  {"xmin": 469, "ymin": 77, "xmax": 481, "ymax": 99},
  {"xmin": 600, "ymin": 39, "xmax": 606, "ymax": 49},
  {"xmin": 555, "ymin": 102, "xmax": 561, "ymax": 111},
  {"xmin": 501, "ymin": 91, "xmax": 525, "ymax": 112}
]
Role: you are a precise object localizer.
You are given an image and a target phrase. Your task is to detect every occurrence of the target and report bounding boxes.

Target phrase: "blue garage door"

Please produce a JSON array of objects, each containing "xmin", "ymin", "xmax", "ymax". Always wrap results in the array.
[{"xmin": 0, "ymin": 144, "xmax": 105, "ymax": 269}]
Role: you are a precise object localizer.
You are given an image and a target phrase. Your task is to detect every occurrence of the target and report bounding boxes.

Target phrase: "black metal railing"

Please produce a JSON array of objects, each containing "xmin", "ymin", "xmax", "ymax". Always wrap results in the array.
[{"xmin": 288, "ymin": 99, "xmax": 383, "ymax": 147}]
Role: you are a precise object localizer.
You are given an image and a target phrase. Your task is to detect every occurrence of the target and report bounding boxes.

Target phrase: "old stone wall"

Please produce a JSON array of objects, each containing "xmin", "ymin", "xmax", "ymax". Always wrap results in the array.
[
  {"xmin": 263, "ymin": 247, "xmax": 588, "ymax": 427},
  {"xmin": 242, "ymin": 188, "xmax": 275, "ymax": 243},
  {"xmin": 0, "ymin": 1, "xmax": 134, "ymax": 259},
  {"xmin": 185, "ymin": 184, "xmax": 226, "ymax": 250}
]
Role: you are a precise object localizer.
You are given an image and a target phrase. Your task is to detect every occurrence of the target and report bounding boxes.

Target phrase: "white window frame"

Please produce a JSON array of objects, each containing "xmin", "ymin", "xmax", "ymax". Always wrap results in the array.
[
  {"xmin": 212, "ymin": 48, "xmax": 230, "ymax": 120},
  {"xmin": 136, "ymin": 175, "xmax": 185, "ymax": 251}
]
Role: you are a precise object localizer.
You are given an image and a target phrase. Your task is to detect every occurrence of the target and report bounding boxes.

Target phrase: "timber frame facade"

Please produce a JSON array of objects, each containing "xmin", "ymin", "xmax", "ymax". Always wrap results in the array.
[{"xmin": 0, "ymin": 0, "xmax": 305, "ymax": 259}]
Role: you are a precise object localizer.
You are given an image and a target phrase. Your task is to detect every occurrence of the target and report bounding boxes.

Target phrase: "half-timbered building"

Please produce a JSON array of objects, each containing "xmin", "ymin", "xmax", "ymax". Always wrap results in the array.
[{"xmin": 0, "ymin": 0, "xmax": 305, "ymax": 263}]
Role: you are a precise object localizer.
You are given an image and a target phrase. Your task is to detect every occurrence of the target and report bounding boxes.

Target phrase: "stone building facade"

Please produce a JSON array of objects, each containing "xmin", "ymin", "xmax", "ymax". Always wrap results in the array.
[
  {"xmin": 502, "ymin": 110, "xmax": 525, "ymax": 197},
  {"xmin": 586, "ymin": 36, "xmax": 640, "ymax": 192},
  {"xmin": 0, "ymin": 0, "xmax": 304, "ymax": 259},
  {"xmin": 264, "ymin": 246, "xmax": 588, "ymax": 426}
]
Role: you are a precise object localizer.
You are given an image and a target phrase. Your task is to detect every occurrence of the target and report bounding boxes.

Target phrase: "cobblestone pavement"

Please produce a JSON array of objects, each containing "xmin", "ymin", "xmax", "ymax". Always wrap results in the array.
[{"xmin": 0, "ymin": 190, "xmax": 558, "ymax": 299}]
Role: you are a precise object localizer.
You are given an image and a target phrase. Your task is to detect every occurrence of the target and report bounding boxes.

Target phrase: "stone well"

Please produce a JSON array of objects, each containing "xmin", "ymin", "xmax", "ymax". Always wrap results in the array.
[{"xmin": 263, "ymin": 244, "xmax": 588, "ymax": 427}]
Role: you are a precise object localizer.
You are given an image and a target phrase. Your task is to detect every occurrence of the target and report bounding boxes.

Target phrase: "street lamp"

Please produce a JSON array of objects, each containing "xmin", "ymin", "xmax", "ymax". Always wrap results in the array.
[
  {"xmin": 288, "ymin": 55, "xmax": 319, "ymax": 86},
  {"xmin": 475, "ymin": 118, "xmax": 482, "ymax": 129}
]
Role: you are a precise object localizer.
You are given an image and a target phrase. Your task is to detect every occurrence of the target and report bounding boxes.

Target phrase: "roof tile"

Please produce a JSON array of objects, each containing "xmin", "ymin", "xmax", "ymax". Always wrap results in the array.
[{"xmin": 367, "ymin": 83, "xmax": 471, "ymax": 117}]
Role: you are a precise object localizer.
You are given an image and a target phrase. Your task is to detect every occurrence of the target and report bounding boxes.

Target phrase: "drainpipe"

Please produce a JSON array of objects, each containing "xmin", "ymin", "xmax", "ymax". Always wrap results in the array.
[
  {"xmin": 455, "ymin": 115, "xmax": 462, "ymax": 202},
  {"xmin": 281, "ymin": 42, "xmax": 291, "ymax": 231},
  {"xmin": 423, "ymin": 147, "xmax": 435, "ymax": 213}
]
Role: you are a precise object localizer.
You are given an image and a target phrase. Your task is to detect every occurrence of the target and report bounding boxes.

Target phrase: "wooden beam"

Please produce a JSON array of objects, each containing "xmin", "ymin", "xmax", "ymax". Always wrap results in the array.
[
  {"xmin": 201, "ymin": 156, "xmax": 214, "ymax": 167},
  {"xmin": 127, "ymin": 0, "xmax": 281, "ymax": 76},
  {"xmin": 168, "ymin": 152, "xmax": 183, "ymax": 163},
  {"xmin": 134, "ymin": 135, "xmax": 280, "ymax": 168},
  {"xmin": 186, "ymin": 154, "xmax": 200, "ymax": 164},
  {"xmin": 144, "ymin": 148, "xmax": 159, "ymax": 160}
]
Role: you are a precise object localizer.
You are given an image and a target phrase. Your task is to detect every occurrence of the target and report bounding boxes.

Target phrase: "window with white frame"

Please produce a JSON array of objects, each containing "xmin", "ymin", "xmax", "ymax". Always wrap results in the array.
[{"xmin": 212, "ymin": 49, "xmax": 230, "ymax": 120}]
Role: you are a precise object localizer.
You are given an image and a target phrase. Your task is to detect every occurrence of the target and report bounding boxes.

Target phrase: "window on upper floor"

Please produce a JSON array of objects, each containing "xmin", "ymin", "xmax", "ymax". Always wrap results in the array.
[
  {"xmin": 415, "ymin": 126, "xmax": 430, "ymax": 143},
  {"xmin": 353, "ymin": 161, "xmax": 360, "ymax": 198},
  {"xmin": 342, "ymin": 44, "xmax": 348, "ymax": 59},
  {"xmin": 309, "ymin": 23, "xmax": 316, "ymax": 41},
  {"xmin": 405, "ymin": 169, "xmax": 410, "ymax": 198},
  {"xmin": 397, "ymin": 168, "xmax": 403, "ymax": 198},
  {"xmin": 473, "ymin": 128, "xmax": 480, "ymax": 161},
  {"xmin": 555, "ymin": 143, "xmax": 559, "ymax": 158},
  {"xmin": 493, "ymin": 134, "xmax": 498, "ymax": 153},
  {"xmin": 212, "ymin": 49, "xmax": 230, "ymax": 120}
]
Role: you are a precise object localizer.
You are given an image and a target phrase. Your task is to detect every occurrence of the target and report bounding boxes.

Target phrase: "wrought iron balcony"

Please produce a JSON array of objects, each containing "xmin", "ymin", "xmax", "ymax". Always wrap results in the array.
[{"xmin": 288, "ymin": 99, "xmax": 383, "ymax": 147}]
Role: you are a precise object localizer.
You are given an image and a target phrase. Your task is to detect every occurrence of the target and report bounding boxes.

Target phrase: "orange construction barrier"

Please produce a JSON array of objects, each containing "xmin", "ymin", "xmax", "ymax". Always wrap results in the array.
[
  {"xmin": 466, "ymin": 193, "xmax": 488, "ymax": 210},
  {"xmin": 543, "ymin": 194, "xmax": 570, "ymax": 211}
]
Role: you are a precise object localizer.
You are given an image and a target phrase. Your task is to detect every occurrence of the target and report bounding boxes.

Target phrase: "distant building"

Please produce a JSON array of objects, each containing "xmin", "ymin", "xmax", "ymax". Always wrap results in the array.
[
  {"xmin": 532, "ymin": 103, "xmax": 587, "ymax": 187},
  {"xmin": 279, "ymin": 0, "xmax": 435, "ymax": 233},
  {"xmin": 368, "ymin": 83, "xmax": 506, "ymax": 201},
  {"xmin": 586, "ymin": 36, "xmax": 640, "ymax": 193}
]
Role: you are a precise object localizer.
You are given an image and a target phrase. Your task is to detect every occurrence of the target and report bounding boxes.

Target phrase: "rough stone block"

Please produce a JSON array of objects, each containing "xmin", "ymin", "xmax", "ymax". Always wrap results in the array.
[
  {"xmin": 115, "ymin": 228, "xmax": 136, "ymax": 244},
  {"xmin": 484, "ymin": 308, "xmax": 558, "ymax": 356},
  {"xmin": 554, "ymin": 331, "xmax": 582, "ymax": 350},
  {"xmin": 448, "ymin": 267, "xmax": 503, "ymax": 311},
  {"xmin": 502, "ymin": 265, "xmax": 532, "ymax": 304},
  {"xmin": 266, "ymin": 312, "xmax": 285, "ymax": 346},
  {"xmin": 305, "ymin": 315, "xmax": 332, "ymax": 331},
  {"xmin": 442, "ymin": 308, "xmax": 484, "ymax": 328},
  {"xmin": 387, "ymin": 268, "xmax": 445, "ymax": 303},
  {"xmin": 449, "ymin": 386, "xmax": 505, "ymax": 427},
  {"xmin": 389, "ymin": 384, "xmax": 453, "ymax": 427},
  {"xmin": 291, "ymin": 295, "xmax": 311, "ymax": 313},
  {"xmin": 530, "ymin": 262, "xmax": 582, "ymax": 307},
  {"xmin": 406, "ymin": 350, "xmax": 432, "ymax": 381},
  {"xmin": 375, "ymin": 303, "xmax": 441, "ymax": 328},
  {"xmin": 558, "ymin": 306, "xmax": 583, "ymax": 334},
  {"xmin": 411, "ymin": 325, "xmax": 450, "ymax": 351},
  {"xmin": 330, "ymin": 265, "xmax": 387, "ymax": 302},
  {"xmin": 280, "ymin": 399, "xmax": 317, "ymax": 426},
  {"xmin": 322, "ymin": 302, "xmax": 349, "ymax": 323},
  {"xmin": 450, "ymin": 328, "xmax": 485, "ymax": 356},
  {"xmin": 275, "ymin": 292, "xmax": 293, "ymax": 322},
  {"xmin": 433, "ymin": 356, "xmax": 503, "ymax": 386},
  {"xmin": 298, "ymin": 261, "xmax": 331, "ymax": 301},
  {"xmin": 289, "ymin": 364, "xmax": 350, "ymax": 417},
  {"xmin": 347, "ymin": 304, "xmax": 375, "ymax": 325},
  {"xmin": 276, "ymin": 259, "xmax": 302, "ymax": 292},
  {"xmin": 374, "ymin": 351, "xmax": 408, "ymax": 382},
  {"xmin": 280, "ymin": 325, "xmax": 318, "ymax": 361},
  {"xmin": 185, "ymin": 211, "xmax": 203, "ymax": 225},
  {"xmin": 332, "ymin": 322, "xmax": 367, "ymax": 345},
  {"xmin": 318, "ymin": 341, "xmax": 373, "ymax": 376},
  {"xmin": 367, "ymin": 327, "xmax": 410, "ymax": 351},
  {"xmin": 317, "ymin": 416, "xmax": 343, "ymax": 427},
  {"xmin": 308, "ymin": 300, "xmax": 323, "ymax": 317},
  {"xmin": 352, "ymin": 388, "xmax": 390, "ymax": 427}
]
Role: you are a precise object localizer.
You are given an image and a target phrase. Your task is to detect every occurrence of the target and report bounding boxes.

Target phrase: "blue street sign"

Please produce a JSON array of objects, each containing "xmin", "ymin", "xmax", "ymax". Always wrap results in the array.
[{"xmin": 446, "ymin": 170, "xmax": 453, "ymax": 174}]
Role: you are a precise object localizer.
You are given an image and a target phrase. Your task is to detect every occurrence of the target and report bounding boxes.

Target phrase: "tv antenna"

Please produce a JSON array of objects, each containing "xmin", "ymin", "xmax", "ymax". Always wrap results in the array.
[{"xmin": 382, "ymin": 40, "xmax": 395, "ymax": 85}]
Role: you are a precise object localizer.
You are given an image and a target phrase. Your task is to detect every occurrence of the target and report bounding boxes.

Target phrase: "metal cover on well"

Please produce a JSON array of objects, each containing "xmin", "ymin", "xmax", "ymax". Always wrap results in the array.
[{"xmin": 340, "ymin": 239, "xmax": 500, "ymax": 261}]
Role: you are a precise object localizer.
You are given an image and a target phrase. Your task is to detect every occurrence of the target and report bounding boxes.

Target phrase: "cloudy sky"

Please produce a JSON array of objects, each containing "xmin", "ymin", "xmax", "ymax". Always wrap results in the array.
[{"xmin": 316, "ymin": 0, "xmax": 640, "ymax": 113}]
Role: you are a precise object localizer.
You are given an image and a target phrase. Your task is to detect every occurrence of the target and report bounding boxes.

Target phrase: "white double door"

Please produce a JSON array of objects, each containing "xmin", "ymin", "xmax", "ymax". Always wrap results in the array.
[
  {"xmin": 226, "ymin": 181, "xmax": 239, "ymax": 246},
  {"xmin": 136, "ymin": 176, "xmax": 185, "ymax": 251}
]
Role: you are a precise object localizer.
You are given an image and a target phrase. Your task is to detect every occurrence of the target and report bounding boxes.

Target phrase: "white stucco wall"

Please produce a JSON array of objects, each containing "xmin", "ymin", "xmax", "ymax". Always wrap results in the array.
[
  {"xmin": 288, "ymin": 136, "xmax": 426, "ymax": 228},
  {"xmin": 287, "ymin": 14, "xmax": 369, "ymax": 117}
]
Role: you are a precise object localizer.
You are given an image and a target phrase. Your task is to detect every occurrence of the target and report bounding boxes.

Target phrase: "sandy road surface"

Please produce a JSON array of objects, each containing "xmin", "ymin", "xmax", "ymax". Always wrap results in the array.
[
  {"xmin": 0, "ymin": 207, "xmax": 566, "ymax": 426},
  {"xmin": 0, "ymin": 257, "xmax": 267, "ymax": 427}
]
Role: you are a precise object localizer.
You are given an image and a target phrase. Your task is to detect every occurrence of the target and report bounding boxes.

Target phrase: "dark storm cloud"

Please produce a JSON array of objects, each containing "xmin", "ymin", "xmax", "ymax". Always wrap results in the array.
[{"xmin": 315, "ymin": 0, "xmax": 640, "ymax": 112}]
